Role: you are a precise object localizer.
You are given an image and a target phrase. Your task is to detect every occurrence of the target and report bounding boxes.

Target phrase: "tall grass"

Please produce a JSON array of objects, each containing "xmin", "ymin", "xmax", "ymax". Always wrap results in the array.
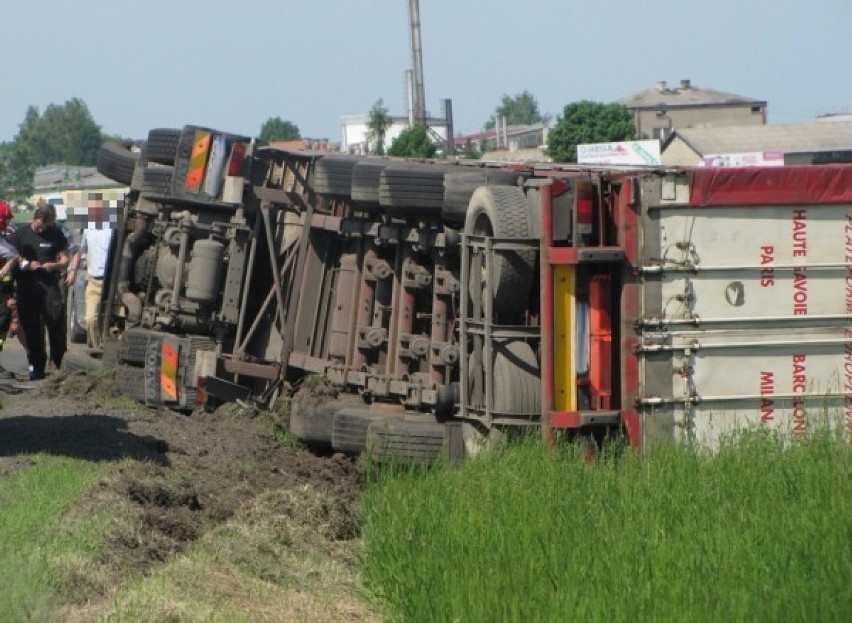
[
  {"xmin": 361, "ymin": 427, "xmax": 852, "ymax": 622},
  {"xmin": 0, "ymin": 455, "xmax": 103, "ymax": 623}
]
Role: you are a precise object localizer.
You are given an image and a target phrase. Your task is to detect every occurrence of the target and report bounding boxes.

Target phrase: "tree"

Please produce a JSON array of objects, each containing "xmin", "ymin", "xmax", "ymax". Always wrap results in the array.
[
  {"xmin": 546, "ymin": 101, "xmax": 636, "ymax": 163},
  {"xmin": 485, "ymin": 90, "xmax": 549, "ymax": 130},
  {"xmin": 15, "ymin": 98, "xmax": 102, "ymax": 166},
  {"xmin": 388, "ymin": 125, "xmax": 436, "ymax": 159},
  {"xmin": 366, "ymin": 99, "xmax": 392, "ymax": 156},
  {"xmin": 259, "ymin": 117, "xmax": 301, "ymax": 142},
  {"xmin": 0, "ymin": 141, "xmax": 35, "ymax": 202}
]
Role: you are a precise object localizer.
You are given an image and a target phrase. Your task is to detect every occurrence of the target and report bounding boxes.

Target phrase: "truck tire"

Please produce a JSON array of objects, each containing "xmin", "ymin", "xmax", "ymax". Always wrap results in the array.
[
  {"xmin": 101, "ymin": 338, "xmax": 120, "ymax": 366},
  {"xmin": 60, "ymin": 350, "xmax": 101, "ymax": 374},
  {"xmin": 289, "ymin": 400, "xmax": 341, "ymax": 447},
  {"xmin": 312, "ymin": 155, "xmax": 360, "ymax": 197},
  {"xmin": 331, "ymin": 408, "xmax": 393, "ymax": 454},
  {"xmin": 96, "ymin": 141, "xmax": 139, "ymax": 186},
  {"xmin": 145, "ymin": 128, "xmax": 182, "ymax": 165},
  {"xmin": 66, "ymin": 286, "xmax": 87, "ymax": 344},
  {"xmin": 140, "ymin": 167, "xmax": 174, "ymax": 200},
  {"xmin": 464, "ymin": 185, "xmax": 534, "ymax": 316},
  {"xmin": 116, "ymin": 364, "xmax": 148, "ymax": 403},
  {"xmin": 119, "ymin": 328, "xmax": 170, "ymax": 365},
  {"xmin": 442, "ymin": 169, "xmax": 520, "ymax": 226},
  {"xmin": 351, "ymin": 159, "xmax": 388, "ymax": 211},
  {"xmin": 379, "ymin": 163, "xmax": 452, "ymax": 218},
  {"xmin": 493, "ymin": 340, "xmax": 540, "ymax": 419},
  {"xmin": 367, "ymin": 418, "xmax": 447, "ymax": 464}
]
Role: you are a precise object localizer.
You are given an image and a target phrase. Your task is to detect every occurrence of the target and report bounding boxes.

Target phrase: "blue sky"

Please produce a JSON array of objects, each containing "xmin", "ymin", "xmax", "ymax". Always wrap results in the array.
[{"xmin": 2, "ymin": 0, "xmax": 849, "ymax": 143}]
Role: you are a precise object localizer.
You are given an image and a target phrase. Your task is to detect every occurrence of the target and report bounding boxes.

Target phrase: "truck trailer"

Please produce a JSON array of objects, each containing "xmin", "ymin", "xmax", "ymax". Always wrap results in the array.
[{"xmin": 93, "ymin": 126, "xmax": 852, "ymax": 461}]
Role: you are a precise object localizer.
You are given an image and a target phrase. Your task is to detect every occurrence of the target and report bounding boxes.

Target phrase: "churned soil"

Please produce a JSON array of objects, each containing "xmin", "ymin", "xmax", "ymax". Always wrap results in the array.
[{"xmin": 0, "ymin": 368, "xmax": 364, "ymax": 582}]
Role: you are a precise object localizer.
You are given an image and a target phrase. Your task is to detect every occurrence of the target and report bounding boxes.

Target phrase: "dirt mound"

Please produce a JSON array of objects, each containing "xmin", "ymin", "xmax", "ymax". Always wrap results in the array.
[{"xmin": 0, "ymin": 370, "xmax": 366, "ymax": 596}]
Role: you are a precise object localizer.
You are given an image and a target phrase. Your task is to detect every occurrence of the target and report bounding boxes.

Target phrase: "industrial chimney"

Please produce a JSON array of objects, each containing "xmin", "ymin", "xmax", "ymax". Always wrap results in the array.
[{"xmin": 409, "ymin": 0, "xmax": 426, "ymax": 125}]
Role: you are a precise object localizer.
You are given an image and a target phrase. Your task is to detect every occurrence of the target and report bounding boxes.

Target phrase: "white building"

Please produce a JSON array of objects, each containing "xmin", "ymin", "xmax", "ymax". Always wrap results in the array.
[{"xmin": 340, "ymin": 114, "xmax": 449, "ymax": 155}]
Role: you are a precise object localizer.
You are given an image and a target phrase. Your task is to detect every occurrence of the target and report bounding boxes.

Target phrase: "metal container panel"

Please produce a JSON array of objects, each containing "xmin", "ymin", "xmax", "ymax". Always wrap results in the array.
[
  {"xmin": 638, "ymin": 196, "xmax": 852, "ymax": 448},
  {"xmin": 654, "ymin": 205, "xmax": 847, "ymax": 320}
]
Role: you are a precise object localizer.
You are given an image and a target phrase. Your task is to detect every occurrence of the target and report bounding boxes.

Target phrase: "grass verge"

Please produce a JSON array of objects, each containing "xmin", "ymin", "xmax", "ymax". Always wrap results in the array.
[
  {"xmin": 361, "ymin": 426, "xmax": 852, "ymax": 622},
  {"xmin": 64, "ymin": 486, "xmax": 380, "ymax": 623},
  {"xmin": 0, "ymin": 455, "xmax": 104, "ymax": 623}
]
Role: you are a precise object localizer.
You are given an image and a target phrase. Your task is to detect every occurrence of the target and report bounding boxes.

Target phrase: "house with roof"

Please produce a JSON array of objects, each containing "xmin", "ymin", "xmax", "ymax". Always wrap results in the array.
[
  {"xmin": 619, "ymin": 79, "xmax": 767, "ymax": 142},
  {"xmin": 661, "ymin": 118, "xmax": 852, "ymax": 166}
]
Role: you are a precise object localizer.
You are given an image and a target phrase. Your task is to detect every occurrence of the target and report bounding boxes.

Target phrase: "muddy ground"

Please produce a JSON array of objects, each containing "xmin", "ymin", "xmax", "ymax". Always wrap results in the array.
[{"xmin": 0, "ymin": 368, "xmax": 365, "ymax": 589}]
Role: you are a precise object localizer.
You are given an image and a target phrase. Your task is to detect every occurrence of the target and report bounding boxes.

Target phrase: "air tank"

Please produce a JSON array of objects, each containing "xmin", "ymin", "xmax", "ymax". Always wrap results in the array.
[{"xmin": 185, "ymin": 239, "xmax": 224, "ymax": 302}]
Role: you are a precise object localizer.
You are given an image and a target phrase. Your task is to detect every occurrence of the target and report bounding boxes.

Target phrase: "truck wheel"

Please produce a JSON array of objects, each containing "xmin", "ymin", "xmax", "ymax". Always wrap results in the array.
[
  {"xmin": 312, "ymin": 155, "xmax": 360, "ymax": 197},
  {"xmin": 367, "ymin": 418, "xmax": 447, "ymax": 464},
  {"xmin": 60, "ymin": 351, "xmax": 101, "ymax": 373},
  {"xmin": 119, "ymin": 329, "xmax": 153, "ymax": 365},
  {"xmin": 442, "ymin": 169, "xmax": 519, "ymax": 226},
  {"xmin": 116, "ymin": 364, "xmax": 148, "ymax": 403},
  {"xmin": 379, "ymin": 163, "xmax": 450, "ymax": 218},
  {"xmin": 66, "ymin": 286, "xmax": 87, "ymax": 344},
  {"xmin": 493, "ymin": 340, "xmax": 540, "ymax": 419},
  {"xmin": 101, "ymin": 338, "xmax": 120, "ymax": 366},
  {"xmin": 464, "ymin": 186, "xmax": 534, "ymax": 316},
  {"xmin": 140, "ymin": 167, "xmax": 174, "ymax": 200},
  {"xmin": 97, "ymin": 141, "xmax": 139, "ymax": 186},
  {"xmin": 331, "ymin": 408, "xmax": 393, "ymax": 455},
  {"xmin": 289, "ymin": 400, "xmax": 341, "ymax": 447},
  {"xmin": 145, "ymin": 128, "xmax": 182, "ymax": 165},
  {"xmin": 351, "ymin": 159, "xmax": 388, "ymax": 211}
]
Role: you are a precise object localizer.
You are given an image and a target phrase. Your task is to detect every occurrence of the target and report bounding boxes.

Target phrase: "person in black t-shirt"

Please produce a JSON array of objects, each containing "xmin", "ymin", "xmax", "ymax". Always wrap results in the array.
[{"xmin": 10, "ymin": 204, "xmax": 70, "ymax": 380}]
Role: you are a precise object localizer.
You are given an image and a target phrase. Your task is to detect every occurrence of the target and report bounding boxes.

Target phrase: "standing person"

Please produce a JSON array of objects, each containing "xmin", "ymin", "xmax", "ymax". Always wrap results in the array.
[
  {"xmin": 0, "ymin": 201, "xmax": 18, "ymax": 379},
  {"xmin": 10, "ymin": 204, "xmax": 69, "ymax": 380},
  {"xmin": 72, "ymin": 225, "xmax": 112, "ymax": 350},
  {"xmin": 39, "ymin": 201, "xmax": 79, "ymax": 349}
]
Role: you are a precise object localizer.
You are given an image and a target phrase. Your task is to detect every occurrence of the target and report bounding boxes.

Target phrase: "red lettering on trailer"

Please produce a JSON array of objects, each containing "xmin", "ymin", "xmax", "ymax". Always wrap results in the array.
[
  {"xmin": 791, "ymin": 354, "xmax": 807, "ymax": 436},
  {"xmin": 792, "ymin": 267, "xmax": 808, "ymax": 315},
  {"xmin": 760, "ymin": 371, "xmax": 775, "ymax": 423},
  {"xmin": 760, "ymin": 245, "xmax": 775, "ymax": 287},
  {"xmin": 792, "ymin": 209, "xmax": 807, "ymax": 258},
  {"xmin": 846, "ymin": 215, "xmax": 852, "ymax": 434},
  {"xmin": 792, "ymin": 399, "xmax": 807, "ymax": 436}
]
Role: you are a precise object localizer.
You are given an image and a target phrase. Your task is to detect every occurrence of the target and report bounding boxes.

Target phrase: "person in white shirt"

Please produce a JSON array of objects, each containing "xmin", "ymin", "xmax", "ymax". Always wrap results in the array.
[{"xmin": 75, "ymin": 226, "xmax": 113, "ymax": 350}]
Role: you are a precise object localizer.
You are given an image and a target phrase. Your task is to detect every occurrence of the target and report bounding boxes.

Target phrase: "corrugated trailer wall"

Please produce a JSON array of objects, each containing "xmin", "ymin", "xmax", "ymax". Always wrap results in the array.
[{"xmin": 633, "ymin": 166, "xmax": 852, "ymax": 448}]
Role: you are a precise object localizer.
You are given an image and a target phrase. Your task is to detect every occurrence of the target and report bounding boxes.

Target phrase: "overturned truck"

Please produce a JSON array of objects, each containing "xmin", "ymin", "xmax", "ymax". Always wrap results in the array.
[{"xmin": 94, "ymin": 126, "xmax": 852, "ymax": 461}]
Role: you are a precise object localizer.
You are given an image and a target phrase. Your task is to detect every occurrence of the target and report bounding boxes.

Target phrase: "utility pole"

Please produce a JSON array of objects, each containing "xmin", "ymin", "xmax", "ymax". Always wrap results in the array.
[{"xmin": 408, "ymin": 0, "xmax": 426, "ymax": 126}]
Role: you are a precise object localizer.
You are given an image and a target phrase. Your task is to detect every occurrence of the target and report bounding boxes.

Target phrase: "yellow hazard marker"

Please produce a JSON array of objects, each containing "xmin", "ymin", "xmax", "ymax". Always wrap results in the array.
[
  {"xmin": 185, "ymin": 130, "xmax": 212, "ymax": 192},
  {"xmin": 553, "ymin": 264, "xmax": 577, "ymax": 411}
]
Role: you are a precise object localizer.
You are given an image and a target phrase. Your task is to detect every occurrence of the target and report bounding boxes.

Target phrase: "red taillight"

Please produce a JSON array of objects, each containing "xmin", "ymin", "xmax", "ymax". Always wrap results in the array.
[
  {"xmin": 227, "ymin": 142, "xmax": 247, "ymax": 176},
  {"xmin": 576, "ymin": 196, "xmax": 593, "ymax": 225},
  {"xmin": 576, "ymin": 184, "xmax": 594, "ymax": 236}
]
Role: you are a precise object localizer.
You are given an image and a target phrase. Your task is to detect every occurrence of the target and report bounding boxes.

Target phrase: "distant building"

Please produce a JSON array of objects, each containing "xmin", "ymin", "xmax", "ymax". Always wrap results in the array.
[
  {"xmin": 268, "ymin": 138, "xmax": 339, "ymax": 152},
  {"xmin": 29, "ymin": 164, "xmax": 127, "ymax": 219},
  {"xmin": 341, "ymin": 114, "xmax": 449, "ymax": 155},
  {"xmin": 619, "ymin": 79, "xmax": 767, "ymax": 142},
  {"xmin": 661, "ymin": 119, "xmax": 852, "ymax": 167},
  {"xmin": 454, "ymin": 124, "xmax": 549, "ymax": 157}
]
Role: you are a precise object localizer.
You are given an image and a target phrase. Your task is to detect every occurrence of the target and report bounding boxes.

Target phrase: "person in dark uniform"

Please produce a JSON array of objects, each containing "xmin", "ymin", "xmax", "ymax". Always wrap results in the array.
[
  {"xmin": 0, "ymin": 201, "xmax": 18, "ymax": 379},
  {"xmin": 10, "ymin": 204, "xmax": 70, "ymax": 380}
]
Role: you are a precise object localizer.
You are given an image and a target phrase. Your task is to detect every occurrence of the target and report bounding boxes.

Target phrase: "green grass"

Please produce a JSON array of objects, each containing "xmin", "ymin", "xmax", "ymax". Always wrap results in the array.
[
  {"xmin": 360, "ymin": 427, "xmax": 852, "ymax": 623},
  {"xmin": 0, "ymin": 455, "xmax": 105, "ymax": 623}
]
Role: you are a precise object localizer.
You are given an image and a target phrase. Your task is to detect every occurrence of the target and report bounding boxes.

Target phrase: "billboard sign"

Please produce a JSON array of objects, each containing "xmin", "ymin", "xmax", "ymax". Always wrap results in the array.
[
  {"xmin": 577, "ymin": 140, "xmax": 661, "ymax": 166},
  {"xmin": 701, "ymin": 151, "xmax": 785, "ymax": 167}
]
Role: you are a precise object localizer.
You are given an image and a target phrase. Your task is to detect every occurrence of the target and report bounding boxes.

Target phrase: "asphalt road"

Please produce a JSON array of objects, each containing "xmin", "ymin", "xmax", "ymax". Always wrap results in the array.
[{"xmin": 0, "ymin": 333, "xmax": 89, "ymax": 382}]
